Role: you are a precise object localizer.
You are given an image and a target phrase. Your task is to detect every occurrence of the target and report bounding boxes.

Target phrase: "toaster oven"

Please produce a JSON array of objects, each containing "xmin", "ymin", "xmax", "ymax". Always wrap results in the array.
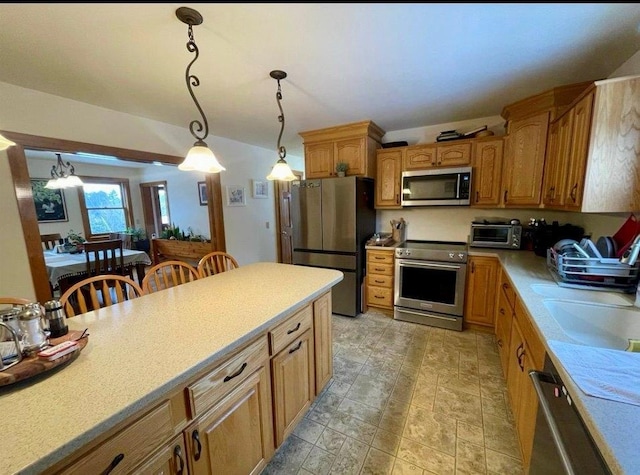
[{"xmin": 470, "ymin": 223, "xmax": 522, "ymax": 249}]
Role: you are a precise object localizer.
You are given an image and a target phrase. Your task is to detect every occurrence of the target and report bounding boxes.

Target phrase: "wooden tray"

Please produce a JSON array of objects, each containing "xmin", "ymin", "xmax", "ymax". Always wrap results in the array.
[{"xmin": 0, "ymin": 330, "xmax": 89, "ymax": 387}]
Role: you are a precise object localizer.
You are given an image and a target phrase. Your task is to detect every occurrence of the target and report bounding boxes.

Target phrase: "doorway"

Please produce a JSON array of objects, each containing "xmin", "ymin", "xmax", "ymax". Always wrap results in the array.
[
  {"xmin": 140, "ymin": 181, "xmax": 170, "ymax": 238},
  {"xmin": 275, "ymin": 170, "xmax": 303, "ymax": 264}
]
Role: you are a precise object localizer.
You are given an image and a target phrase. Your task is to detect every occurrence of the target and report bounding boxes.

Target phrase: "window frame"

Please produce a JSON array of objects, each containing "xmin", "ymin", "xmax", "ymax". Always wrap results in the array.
[{"xmin": 76, "ymin": 176, "xmax": 135, "ymax": 240}]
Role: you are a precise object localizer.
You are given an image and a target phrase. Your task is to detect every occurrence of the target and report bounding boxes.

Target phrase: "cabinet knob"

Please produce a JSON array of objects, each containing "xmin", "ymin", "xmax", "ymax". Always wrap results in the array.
[
  {"xmin": 570, "ymin": 184, "xmax": 578, "ymax": 203},
  {"xmin": 503, "ymin": 190, "xmax": 508, "ymax": 203},
  {"xmin": 475, "ymin": 191, "xmax": 479, "ymax": 203}
]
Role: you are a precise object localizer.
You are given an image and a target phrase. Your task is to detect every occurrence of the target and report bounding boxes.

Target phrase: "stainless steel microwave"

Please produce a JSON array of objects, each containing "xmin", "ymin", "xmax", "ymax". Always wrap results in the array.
[{"xmin": 401, "ymin": 167, "xmax": 472, "ymax": 206}]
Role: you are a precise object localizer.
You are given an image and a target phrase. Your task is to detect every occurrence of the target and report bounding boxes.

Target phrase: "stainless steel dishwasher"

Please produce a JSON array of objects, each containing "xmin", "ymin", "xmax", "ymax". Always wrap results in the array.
[{"xmin": 529, "ymin": 355, "xmax": 611, "ymax": 474}]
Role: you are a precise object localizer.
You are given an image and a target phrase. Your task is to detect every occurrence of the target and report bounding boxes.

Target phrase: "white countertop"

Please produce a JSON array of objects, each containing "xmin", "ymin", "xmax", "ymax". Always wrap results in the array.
[
  {"xmin": 0, "ymin": 262, "xmax": 343, "ymax": 475},
  {"xmin": 471, "ymin": 249, "xmax": 637, "ymax": 475}
]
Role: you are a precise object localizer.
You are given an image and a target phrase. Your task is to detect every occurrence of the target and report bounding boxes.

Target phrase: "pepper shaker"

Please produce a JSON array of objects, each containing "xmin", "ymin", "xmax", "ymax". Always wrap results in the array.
[{"xmin": 43, "ymin": 300, "xmax": 69, "ymax": 338}]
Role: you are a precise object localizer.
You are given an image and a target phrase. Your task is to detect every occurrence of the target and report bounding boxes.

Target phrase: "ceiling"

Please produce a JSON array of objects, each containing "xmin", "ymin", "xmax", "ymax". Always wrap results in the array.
[{"xmin": 2, "ymin": 3, "xmax": 640, "ymax": 158}]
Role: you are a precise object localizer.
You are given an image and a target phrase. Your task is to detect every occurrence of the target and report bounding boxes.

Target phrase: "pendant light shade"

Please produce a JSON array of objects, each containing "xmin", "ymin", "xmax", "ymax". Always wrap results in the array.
[
  {"xmin": 45, "ymin": 153, "xmax": 84, "ymax": 189},
  {"xmin": 176, "ymin": 7, "xmax": 224, "ymax": 173},
  {"xmin": 266, "ymin": 70, "xmax": 296, "ymax": 182},
  {"xmin": 0, "ymin": 133, "xmax": 16, "ymax": 151}
]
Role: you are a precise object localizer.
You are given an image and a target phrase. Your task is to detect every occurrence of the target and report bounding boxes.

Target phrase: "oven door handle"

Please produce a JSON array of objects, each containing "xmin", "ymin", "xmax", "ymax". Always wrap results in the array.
[
  {"xmin": 398, "ymin": 260, "xmax": 462, "ymax": 271},
  {"xmin": 529, "ymin": 370, "xmax": 577, "ymax": 475},
  {"xmin": 394, "ymin": 308, "xmax": 458, "ymax": 322}
]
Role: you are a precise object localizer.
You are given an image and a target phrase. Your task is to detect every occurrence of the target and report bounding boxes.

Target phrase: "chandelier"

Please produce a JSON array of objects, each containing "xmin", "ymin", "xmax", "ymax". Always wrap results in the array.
[
  {"xmin": 175, "ymin": 7, "xmax": 225, "ymax": 173},
  {"xmin": 266, "ymin": 70, "xmax": 296, "ymax": 181},
  {"xmin": 45, "ymin": 153, "xmax": 84, "ymax": 189}
]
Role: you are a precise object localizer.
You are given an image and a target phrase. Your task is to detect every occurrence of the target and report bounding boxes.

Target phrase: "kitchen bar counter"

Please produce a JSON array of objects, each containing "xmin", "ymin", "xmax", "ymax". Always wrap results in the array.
[
  {"xmin": 1, "ymin": 262, "xmax": 342, "ymax": 474},
  {"xmin": 469, "ymin": 249, "xmax": 636, "ymax": 475}
]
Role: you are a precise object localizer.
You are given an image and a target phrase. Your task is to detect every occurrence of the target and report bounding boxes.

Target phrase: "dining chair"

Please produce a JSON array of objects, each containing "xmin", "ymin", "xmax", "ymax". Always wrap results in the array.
[
  {"xmin": 197, "ymin": 251, "xmax": 239, "ymax": 278},
  {"xmin": 59, "ymin": 274, "xmax": 144, "ymax": 317},
  {"xmin": 83, "ymin": 239, "xmax": 126, "ymax": 277},
  {"xmin": 0, "ymin": 297, "xmax": 31, "ymax": 306},
  {"xmin": 109, "ymin": 232, "xmax": 132, "ymax": 250},
  {"xmin": 141, "ymin": 260, "xmax": 199, "ymax": 294},
  {"xmin": 41, "ymin": 233, "xmax": 63, "ymax": 251}
]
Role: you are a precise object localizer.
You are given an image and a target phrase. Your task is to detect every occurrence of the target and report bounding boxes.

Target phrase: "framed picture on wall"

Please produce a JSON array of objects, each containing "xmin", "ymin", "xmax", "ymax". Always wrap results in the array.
[
  {"xmin": 198, "ymin": 181, "xmax": 208, "ymax": 206},
  {"xmin": 252, "ymin": 179, "xmax": 268, "ymax": 199},
  {"xmin": 31, "ymin": 179, "xmax": 68, "ymax": 222},
  {"xmin": 226, "ymin": 185, "xmax": 246, "ymax": 207}
]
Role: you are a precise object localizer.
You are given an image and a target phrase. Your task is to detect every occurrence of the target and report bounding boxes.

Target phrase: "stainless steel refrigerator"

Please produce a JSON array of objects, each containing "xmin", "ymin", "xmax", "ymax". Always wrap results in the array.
[{"xmin": 291, "ymin": 176, "xmax": 375, "ymax": 317}]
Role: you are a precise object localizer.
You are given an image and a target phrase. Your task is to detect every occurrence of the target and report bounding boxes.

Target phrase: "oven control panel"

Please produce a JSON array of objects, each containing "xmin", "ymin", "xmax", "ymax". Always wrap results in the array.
[{"xmin": 395, "ymin": 248, "xmax": 467, "ymax": 261}]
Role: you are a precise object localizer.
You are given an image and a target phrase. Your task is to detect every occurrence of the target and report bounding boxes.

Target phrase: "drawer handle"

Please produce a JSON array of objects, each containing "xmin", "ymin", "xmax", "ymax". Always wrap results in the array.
[
  {"xmin": 174, "ymin": 445, "xmax": 185, "ymax": 474},
  {"xmin": 497, "ymin": 339, "xmax": 503, "ymax": 348},
  {"xmin": 224, "ymin": 362, "xmax": 248, "ymax": 382},
  {"xmin": 289, "ymin": 340, "xmax": 303, "ymax": 354},
  {"xmin": 192, "ymin": 430, "xmax": 202, "ymax": 461},
  {"xmin": 374, "ymin": 256, "xmax": 385, "ymax": 260},
  {"xmin": 499, "ymin": 308, "xmax": 505, "ymax": 315},
  {"xmin": 374, "ymin": 295, "xmax": 385, "ymax": 299},
  {"xmin": 102, "ymin": 453, "xmax": 124, "ymax": 475},
  {"xmin": 374, "ymin": 279, "xmax": 385, "ymax": 284},
  {"xmin": 516, "ymin": 344, "xmax": 525, "ymax": 371},
  {"xmin": 375, "ymin": 267, "xmax": 385, "ymax": 272},
  {"xmin": 287, "ymin": 322, "xmax": 301, "ymax": 334}
]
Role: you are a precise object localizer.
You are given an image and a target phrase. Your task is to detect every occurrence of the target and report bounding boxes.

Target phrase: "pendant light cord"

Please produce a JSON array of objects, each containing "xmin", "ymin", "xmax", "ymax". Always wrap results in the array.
[
  {"xmin": 275, "ymin": 79, "xmax": 286, "ymax": 159},
  {"xmin": 185, "ymin": 23, "xmax": 209, "ymax": 144}
]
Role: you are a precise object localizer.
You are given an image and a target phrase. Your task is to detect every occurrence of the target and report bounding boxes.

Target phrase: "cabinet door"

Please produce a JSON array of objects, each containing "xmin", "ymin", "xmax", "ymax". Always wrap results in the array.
[
  {"xmin": 464, "ymin": 256, "xmax": 498, "ymax": 327},
  {"xmin": 313, "ymin": 292, "xmax": 333, "ymax": 395},
  {"xmin": 436, "ymin": 142, "xmax": 471, "ymax": 167},
  {"xmin": 271, "ymin": 329, "xmax": 315, "ymax": 446},
  {"xmin": 563, "ymin": 92, "xmax": 594, "ymax": 210},
  {"xmin": 404, "ymin": 144, "xmax": 436, "ymax": 170},
  {"xmin": 494, "ymin": 276, "xmax": 513, "ymax": 377},
  {"xmin": 503, "ymin": 112, "xmax": 549, "ymax": 206},
  {"xmin": 335, "ymin": 137, "xmax": 366, "ymax": 176},
  {"xmin": 305, "ymin": 142, "xmax": 334, "ymax": 179},
  {"xmin": 506, "ymin": 318, "xmax": 526, "ymax": 423},
  {"xmin": 471, "ymin": 138, "xmax": 503, "ymax": 206},
  {"xmin": 188, "ymin": 367, "xmax": 274, "ymax": 475},
  {"xmin": 375, "ymin": 149, "xmax": 403, "ymax": 208},
  {"xmin": 517, "ymin": 341, "xmax": 540, "ymax": 471},
  {"xmin": 135, "ymin": 435, "xmax": 187, "ymax": 475},
  {"xmin": 543, "ymin": 111, "xmax": 573, "ymax": 207}
]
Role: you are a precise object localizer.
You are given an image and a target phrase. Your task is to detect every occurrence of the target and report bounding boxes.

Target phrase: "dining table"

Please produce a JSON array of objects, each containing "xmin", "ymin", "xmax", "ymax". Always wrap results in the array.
[{"xmin": 43, "ymin": 248, "xmax": 152, "ymax": 288}]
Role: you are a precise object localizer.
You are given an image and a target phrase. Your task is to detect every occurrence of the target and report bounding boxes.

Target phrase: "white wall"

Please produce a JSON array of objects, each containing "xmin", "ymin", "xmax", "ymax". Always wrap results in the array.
[{"xmin": 0, "ymin": 81, "xmax": 302, "ymax": 299}]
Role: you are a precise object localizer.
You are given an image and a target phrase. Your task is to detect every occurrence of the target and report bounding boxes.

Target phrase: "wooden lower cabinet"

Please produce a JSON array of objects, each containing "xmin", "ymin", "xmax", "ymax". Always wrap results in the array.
[
  {"xmin": 135, "ymin": 435, "xmax": 187, "ymax": 475},
  {"xmin": 271, "ymin": 328, "xmax": 315, "ymax": 446},
  {"xmin": 464, "ymin": 256, "xmax": 499, "ymax": 328},
  {"xmin": 366, "ymin": 249, "xmax": 395, "ymax": 311},
  {"xmin": 187, "ymin": 366, "xmax": 274, "ymax": 475},
  {"xmin": 494, "ymin": 271, "xmax": 514, "ymax": 377},
  {"xmin": 313, "ymin": 292, "xmax": 333, "ymax": 395}
]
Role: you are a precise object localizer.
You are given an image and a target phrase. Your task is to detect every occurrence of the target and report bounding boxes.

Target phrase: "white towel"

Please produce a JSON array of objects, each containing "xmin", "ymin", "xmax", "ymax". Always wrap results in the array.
[{"xmin": 548, "ymin": 340, "xmax": 640, "ymax": 407}]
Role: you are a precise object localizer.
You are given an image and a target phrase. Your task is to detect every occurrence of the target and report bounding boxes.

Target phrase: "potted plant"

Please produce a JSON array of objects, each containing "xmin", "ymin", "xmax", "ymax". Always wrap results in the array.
[
  {"xmin": 126, "ymin": 227, "xmax": 150, "ymax": 252},
  {"xmin": 64, "ymin": 229, "xmax": 85, "ymax": 253},
  {"xmin": 336, "ymin": 162, "xmax": 349, "ymax": 177}
]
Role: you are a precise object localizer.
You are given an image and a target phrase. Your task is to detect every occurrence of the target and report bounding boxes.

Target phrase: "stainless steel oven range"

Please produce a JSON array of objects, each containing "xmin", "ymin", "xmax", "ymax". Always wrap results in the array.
[{"xmin": 394, "ymin": 240, "xmax": 468, "ymax": 331}]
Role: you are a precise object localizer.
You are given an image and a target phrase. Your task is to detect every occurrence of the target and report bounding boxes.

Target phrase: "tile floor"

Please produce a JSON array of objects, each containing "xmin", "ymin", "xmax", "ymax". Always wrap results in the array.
[{"xmin": 261, "ymin": 309, "xmax": 524, "ymax": 475}]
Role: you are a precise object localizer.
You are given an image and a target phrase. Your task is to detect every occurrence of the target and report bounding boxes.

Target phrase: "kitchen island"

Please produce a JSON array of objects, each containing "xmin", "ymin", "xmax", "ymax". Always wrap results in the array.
[
  {"xmin": 470, "ymin": 249, "xmax": 638, "ymax": 475},
  {"xmin": 1, "ymin": 262, "xmax": 342, "ymax": 474}
]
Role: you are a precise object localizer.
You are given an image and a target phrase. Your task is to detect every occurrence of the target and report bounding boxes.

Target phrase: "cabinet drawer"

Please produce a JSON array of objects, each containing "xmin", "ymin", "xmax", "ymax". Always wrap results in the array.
[
  {"xmin": 367, "ymin": 286, "xmax": 393, "ymax": 307},
  {"xmin": 367, "ymin": 251, "xmax": 394, "ymax": 265},
  {"xmin": 61, "ymin": 402, "xmax": 173, "ymax": 475},
  {"xmin": 367, "ymin": 261, "xmax": 393, "ymax": 276},
  {"xmin": 187, "ymin": 336, "xmax": 268, "ymax": 418},
  {"xmin": 367, "ymin": 274, "xmax": 393, "ymax": 288},
  {"xmin": 269, "ymin": 304, "xmax": 313, "ymax": 356}
]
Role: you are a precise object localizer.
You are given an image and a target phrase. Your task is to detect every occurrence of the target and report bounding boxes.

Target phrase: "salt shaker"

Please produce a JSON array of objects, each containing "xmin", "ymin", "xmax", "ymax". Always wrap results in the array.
[
  {"xmin": 43, "ymin": 300, "xmax": 69, "ymax": 338},
  {"xmin": 19, "ymin": 303, "xmax": 48, "ymax": 353}
]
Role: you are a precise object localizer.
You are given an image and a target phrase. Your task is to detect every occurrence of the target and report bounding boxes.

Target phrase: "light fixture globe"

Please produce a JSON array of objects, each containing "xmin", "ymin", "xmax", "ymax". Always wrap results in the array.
[
  {"xmin": 267, "ymin": 158, "xmax": 296, "ymax": 181},
  {"xmin": 0, "ymin": 133, "xmax": 16, "ymax": 151},
  {"xmin": 178, "ymin": 142, "xmax": 226, "ymax": 173}
]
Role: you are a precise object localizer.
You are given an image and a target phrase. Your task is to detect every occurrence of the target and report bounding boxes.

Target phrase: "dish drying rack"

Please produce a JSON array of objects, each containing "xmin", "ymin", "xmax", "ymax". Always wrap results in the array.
[{"xmin": 546, "ymin": 248, "xmax": 640, "ymax": 293}]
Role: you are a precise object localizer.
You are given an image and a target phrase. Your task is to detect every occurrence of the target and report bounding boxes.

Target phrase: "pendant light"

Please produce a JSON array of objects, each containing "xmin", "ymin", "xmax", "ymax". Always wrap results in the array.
[
  {"xmin": 45, "ymin": 153, "xmax": 84, "ymax": 189},
  {"xmin": 0, "ymin": 133, "xmax": 16, "ymax": 150},
  {"xmin": 266, "ymin": 70, "xmax": 296, "ymax": 181},
  {"xmin": 176, "ymin": 7, "xmax": 225, "ymax": 173}
]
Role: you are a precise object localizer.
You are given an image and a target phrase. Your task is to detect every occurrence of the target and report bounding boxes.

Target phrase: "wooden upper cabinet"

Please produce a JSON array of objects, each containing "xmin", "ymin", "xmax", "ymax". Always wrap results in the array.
[
  {"xmin": 299, "ymin": 120, "xmax": 385, "ymax": 179},
  {"xmin": 304, "ymin": 141, "xmax": 334, "ymax": 179},
  {"xmin": 542, "ymin": 110, "xmax": 573, "ymax": 207},
  {"xmin": 376, "ymin": 148, "xmax": 403, "ymax": 208},
  {"xmin": 563, "ymin": 90, "xmax": 594, "ymax": 210},
  {"xmin": 403, "ymin": 141, "xmax": 471, "ymax": 170},
  {"xmin": 471, "ymin": 137, "xmax": 503, "ymax": 206},
  {"xmin": 502, "ymin": 111, "xmax": 549, "ymax": 207}
]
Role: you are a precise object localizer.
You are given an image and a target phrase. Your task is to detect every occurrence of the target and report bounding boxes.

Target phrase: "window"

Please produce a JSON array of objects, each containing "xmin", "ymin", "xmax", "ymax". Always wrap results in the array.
[{"xmin": 78, "ymin": 177, "xmax": 134, "ymax": 239}]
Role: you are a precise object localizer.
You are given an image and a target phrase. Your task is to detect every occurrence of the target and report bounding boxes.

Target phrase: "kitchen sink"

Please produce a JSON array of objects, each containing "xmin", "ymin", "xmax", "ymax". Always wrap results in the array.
[
  {"xmin": 543, "ymin": 299, "xmax": 640, "ymax": 350},
  {"xmin": 531, "ymin": 283, "xmax": 633, "ymax": 306}
]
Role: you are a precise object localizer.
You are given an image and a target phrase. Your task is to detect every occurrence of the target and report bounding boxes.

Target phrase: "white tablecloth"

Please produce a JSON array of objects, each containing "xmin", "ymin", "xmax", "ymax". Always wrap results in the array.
[{"xmin": 44, "ymin": 249, "xmax": 152, "ymax": 286}]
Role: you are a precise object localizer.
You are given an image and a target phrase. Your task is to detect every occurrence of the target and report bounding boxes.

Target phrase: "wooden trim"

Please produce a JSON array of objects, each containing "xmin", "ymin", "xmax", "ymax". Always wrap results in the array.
[
  {"xmin": 299, "ymin": 120, "xmax": 385, "ymax": 144},
  {"xmin": 3, "ymin": 132, "xmax": 226, "ymax": 304},
  {"xmin": 501, "ymin": 81, "xmax": 593, "ymax": 122}
]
